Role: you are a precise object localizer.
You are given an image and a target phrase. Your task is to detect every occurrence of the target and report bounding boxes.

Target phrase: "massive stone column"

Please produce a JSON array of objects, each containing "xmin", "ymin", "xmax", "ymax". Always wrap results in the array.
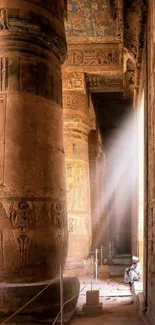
[
  {"xmin": 63, "ymin": 72, "xmax": 92, "ymax": 266},
  {"xmin": 0, "ymin": 1, "xmax": 68, "ymax": 284}
]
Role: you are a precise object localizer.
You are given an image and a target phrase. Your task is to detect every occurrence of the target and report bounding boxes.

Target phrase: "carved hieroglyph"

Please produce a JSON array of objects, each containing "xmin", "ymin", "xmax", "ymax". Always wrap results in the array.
[
  {"xmin": 86, "ymin": 73, "xmax": 123, "ymax": 92},
  {"xmin": 65, "ymin": 46, "xmax": 121, "ymax": 67},
  {"xmin": 0, "ymin": 0, "xmax": 68, "ymax": 283},
  {"xmin": 63, "ymin": 72, "xmax": 92, "ymax": 261}
]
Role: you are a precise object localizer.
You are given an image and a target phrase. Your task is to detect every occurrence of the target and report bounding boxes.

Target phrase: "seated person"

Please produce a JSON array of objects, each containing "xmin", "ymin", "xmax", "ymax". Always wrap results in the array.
[{"xmin": 124, "ymin": 255, "xmax": 142, "ymax": 286}]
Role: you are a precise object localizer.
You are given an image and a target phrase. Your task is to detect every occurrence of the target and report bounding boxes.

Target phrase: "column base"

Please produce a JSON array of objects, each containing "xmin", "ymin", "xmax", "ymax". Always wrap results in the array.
[{"xmin": 0, "ymin": 276, "xmax": 80, "ymax": 323}]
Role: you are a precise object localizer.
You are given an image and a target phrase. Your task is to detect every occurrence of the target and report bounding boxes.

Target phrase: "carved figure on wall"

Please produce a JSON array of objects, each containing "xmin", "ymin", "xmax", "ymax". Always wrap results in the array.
[
  {"xmin": 51, "ymin": 200, "xmax": 65, "ymax": 229},
  {"xmin": 3, "ymin": 229, "xmax": 20, "ymax": 272},
  {"xmin": 65, "ymin": 49, "xmax": 120, "ymax": 67},
  {"xmin": 68, "ymin": 217, "xmax": 79, "ymax": 234},
  {"xmin": 9, "ymin": 202, "xmax": 35, "ymax": 232},
  {"xmin": 113, "ymin": 51, "xmax": 120, "ymax": 64},
  {"xmin": 67, "ymin": 164, "xmax": 72, "ymax": 178},
  {"xmin": 0, "ymin": 203, "xmax": 7, "ymax": 219},
  {"xmin": 17, "ymin": 234, "xmax": 30, "ymax": 267},
  {"xmin": 73, "ymin": 51, "xmax": 84, "ymax": 65},
  {"xmin": 63, "ymin": 73, "xmax": 84, "ymax": 91},
  {"xmin": 0, "ymin": 8, "xmax": 9, "ymax": 30},
  {"xmin": 96, "ymin": 51, "xmax": 108, "ymax": 64},
  {"xmin": 108, "ymin": 53, "xmax": 113, "ymax": 63}
]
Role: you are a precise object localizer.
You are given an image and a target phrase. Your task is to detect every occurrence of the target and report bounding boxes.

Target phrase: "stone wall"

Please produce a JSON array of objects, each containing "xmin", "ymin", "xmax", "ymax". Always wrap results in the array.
[
  {"xmin": 136, "ymin": 2, "xmax": 155, "ymax": 323},
  {"xmin": 145, "ymin": 2, "xmax": 155, "ymax": 323}
]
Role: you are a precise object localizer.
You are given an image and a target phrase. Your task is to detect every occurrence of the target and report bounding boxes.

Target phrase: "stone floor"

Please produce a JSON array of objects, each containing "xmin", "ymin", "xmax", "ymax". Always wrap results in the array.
[
  {"xmin": 70, "ymin": 276, "xmax": 145, "ymax": 325},
  {"xmin": 77, "ymin": 276, "xmax": 132, "ymax": 308},
  {"xmin": 71, "ymin": 304, "xmax": 144, "ymax": 325}
]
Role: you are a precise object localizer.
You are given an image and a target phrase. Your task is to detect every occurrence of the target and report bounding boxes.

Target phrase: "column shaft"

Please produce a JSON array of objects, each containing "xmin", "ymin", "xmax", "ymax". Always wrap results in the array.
[
  {"xmin": 0, "ymin": 0, "xmax": 68, "ymax": 283},
  {"xmin": 63, "ymin": 72, "xmax": 92, "ymax": 263}
]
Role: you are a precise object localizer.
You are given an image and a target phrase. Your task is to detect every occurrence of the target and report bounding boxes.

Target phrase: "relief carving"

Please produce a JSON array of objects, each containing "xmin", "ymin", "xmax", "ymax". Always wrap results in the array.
[
  {"xmin": 97, "ymin": 51, "xmax": 108, "ymax": 64},
  {"xmin": 0, "ymin": 199, "xmax": 67, "ymax": 274},
  {"xmin": 0, "ymin": 9, "xmax": 9, "ymax": 30},
  {"xmin": 17, "ymin": 234, "xmax": 30, "ymax": 267},
  {"xmin": 63, "ymin": 72, "xmax": 85, "ymax": 91},
  {"xmin": 63, "ymin": 92, "xmax": 88, "ymax": 112},
  {"xmin": 8, "ymin": 201, "xmax": 35, "ymax": 267},
  {"xmin": 0, "ymin": 58, "xmax": 61, "ymax": 103},
  {"xmin": 67, "ymin": 163, "xmax": 72, "ymax": 178},
  {"xmin": 66, "ymin": 161, "xmax": 89, "ymax": 212},
  {"xmin": 66, "ymin": 49, "xmax": 120, "ymax": 66},
  {"xmin": 64, "ymin": 111, "xmax": 92, "ymax": 259},
  {"xmin": 0, "ymin": 202, "xmax": 7, "ymax": 219},
  {"xmin": 72, "ymin": 51, "xmax": 84, "ymax": 65},
  {"xmin": 68, "ymin": 217, "xmax": 77, "ymax": 233},
  {"xmin": 3, "ymin": 229, "xmax": 20, "ymax": 272},
  {"xmin": 51, "ymin": 200, "xmax": 66, "ymax": 230},
  {"xmin": 86, "ymin": 73, "xmax": 123, "ymax": 91},
  {"xmin": 68, "ymin": 216, "xmax": 90, "ymax": 235},
  {"xmin": 9, "ymin": 202, "xmax": 36, "ymax": 232},
  {"xmin": 72, "ymin": 142, "xmax": 86, "ymax": 160}
]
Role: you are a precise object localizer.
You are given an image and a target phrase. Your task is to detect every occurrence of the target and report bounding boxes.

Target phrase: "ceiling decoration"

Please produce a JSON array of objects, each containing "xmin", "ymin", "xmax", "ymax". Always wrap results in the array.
[
  {"xmin": 64, "ymin": 0, "xmax": 147, "ymax": 100},
  {"xmin": 65, "ymin": 0, "xmax": 121, "ymax": 43}
]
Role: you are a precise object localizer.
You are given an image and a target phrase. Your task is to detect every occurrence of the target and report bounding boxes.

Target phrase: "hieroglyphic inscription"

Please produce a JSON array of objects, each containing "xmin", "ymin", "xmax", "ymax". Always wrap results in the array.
[
  {"xmin": 9, "ymin": 201, "xmax": 36, "ymax": 231},
  {"xmin": 66, "ymin": 161, "xmax": 89, "ymax": 212},
  {"xmin": 86, "ymin": 73, "xmax": 123, "ymax": 91},
  {"xmin": 66, "ymin": 49, "xmax": 120, "ymax": 66},
  {"xmin": 63, "ymin": 72, "xmax": 85, "ymax": 91},
  {"xmin": 0, "ymin": 58, "xmax": 61, "ymax": 104},
  {"xmin": 0, "ymin": 198, "xmax": 67, "ymax": 276},
  {"xmin": 68, "ymin": 215, "xmax": 90, "ymax": 235},
  {"xmin": 0, "ymin": 9, "xmax": 9, "ymax": 30},
  {"xmin": 9, "ymin": 201, "xmax": 35, "ymax": 267},
  {"xmin": 0, "ymin": 95, "xmax": 6, "ymax": 185},
  {"xmin": 51, "ymin": 201, "xmax": 65, "ymax": 230},
  {"xmin": 63, "ymin": 92, "xmax": 88, "ymax": 112},
  {"xmin": 73, "ymin": 142, "xmax": 87, "ymax": 160}
]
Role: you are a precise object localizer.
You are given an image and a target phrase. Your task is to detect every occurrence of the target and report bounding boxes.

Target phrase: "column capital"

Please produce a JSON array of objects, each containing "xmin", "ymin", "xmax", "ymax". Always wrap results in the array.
[
  {"xmin": 0, "ymin": 1, "xmax": 67, "ymax": 63},
  {"xmin": 64, "ymin": 117, "xmax": 91, "ymax": 137}
]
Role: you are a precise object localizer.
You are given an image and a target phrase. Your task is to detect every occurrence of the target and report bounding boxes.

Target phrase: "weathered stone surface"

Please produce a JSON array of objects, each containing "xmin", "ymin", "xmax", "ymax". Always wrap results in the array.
[
  {"xmin": 86, "ymin": 72, "xmax": 123, "ymax": 93},
  {"xmin": 63, "ymin": 72, "xmax": 92, "ymax": 263},
  {"xmin": 0, "ymin": 0, "xmax": 68, "ymax": 283},
  {"xmin": 0, "ymin": 276, "xmax": 80, "ymax": 322},
  {"xmin": 64, "ymin": 43, "xmax": 123, "ymax": 72},
  {"xmin": 140, "ymin": 2, "xmax": 155, "ymax": 325}
]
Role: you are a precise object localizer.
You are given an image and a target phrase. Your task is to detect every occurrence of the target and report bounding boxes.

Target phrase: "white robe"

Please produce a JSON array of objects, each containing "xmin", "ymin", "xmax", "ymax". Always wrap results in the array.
[{"xmin": 124, "ymin": 262, "xmax": 142, "ymax": 283}]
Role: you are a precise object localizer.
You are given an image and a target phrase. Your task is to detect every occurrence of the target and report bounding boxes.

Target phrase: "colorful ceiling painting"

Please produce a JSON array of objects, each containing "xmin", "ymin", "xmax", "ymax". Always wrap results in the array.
[{"xmin": 65, "ymin": 0, "xmax": 119, "ymax": 40}]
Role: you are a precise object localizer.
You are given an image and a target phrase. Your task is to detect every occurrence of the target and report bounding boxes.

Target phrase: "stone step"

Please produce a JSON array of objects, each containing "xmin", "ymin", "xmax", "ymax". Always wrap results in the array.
[
  {"xmin": 112, "ymin": 257, "xmax": 132, "ymax": 265},
  {"xmin": 109, "ymin": 265, "xmax": 129, "ymax": 276}
]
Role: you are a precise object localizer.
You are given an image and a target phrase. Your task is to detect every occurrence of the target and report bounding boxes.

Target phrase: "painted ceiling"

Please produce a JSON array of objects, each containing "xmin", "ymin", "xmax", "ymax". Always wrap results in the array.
[
  {"xmin": 64, "ymin": 0, "xmax": 146, "ymax": 99},
  {"xmin": 65, "ymin": 0, "xmax": 119, "ymax": 41}
]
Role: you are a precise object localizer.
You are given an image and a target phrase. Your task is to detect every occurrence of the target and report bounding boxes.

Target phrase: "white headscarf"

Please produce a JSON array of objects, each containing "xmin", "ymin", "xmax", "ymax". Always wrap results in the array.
[{"xmin": 132, "ymin": 255, "xmax": 139, "ymax": 261}]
